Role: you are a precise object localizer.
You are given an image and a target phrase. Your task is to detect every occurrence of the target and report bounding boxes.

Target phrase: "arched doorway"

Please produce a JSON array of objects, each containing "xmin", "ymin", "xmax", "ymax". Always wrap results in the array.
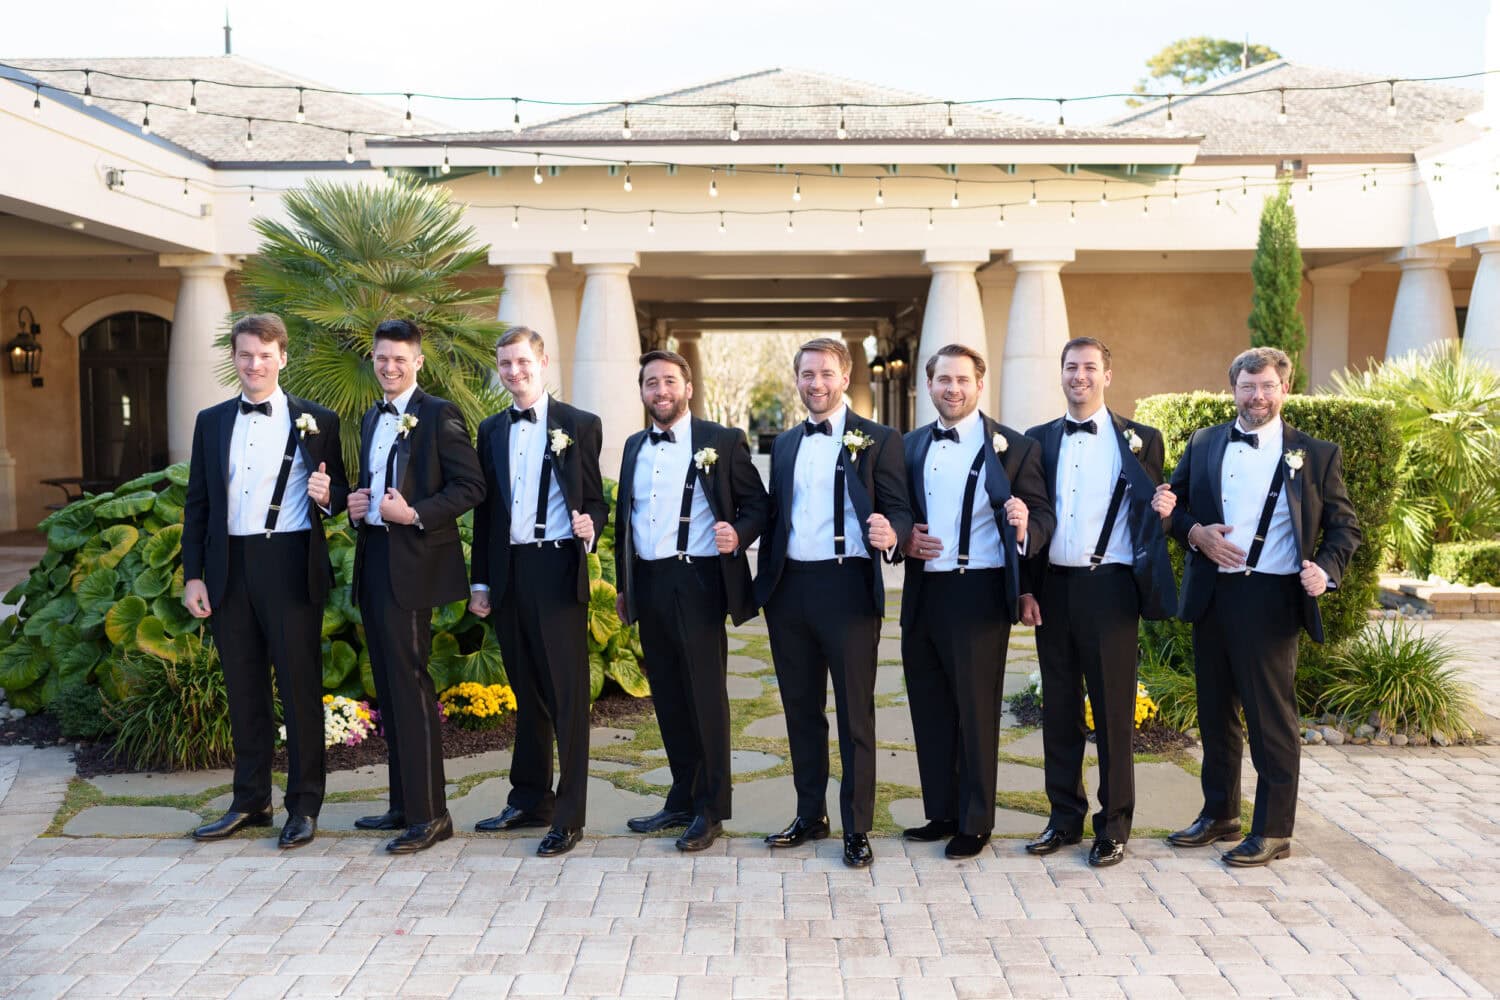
[{"xmin": 79, "ymin": 311, "xmax": 172, "ymax": 485}]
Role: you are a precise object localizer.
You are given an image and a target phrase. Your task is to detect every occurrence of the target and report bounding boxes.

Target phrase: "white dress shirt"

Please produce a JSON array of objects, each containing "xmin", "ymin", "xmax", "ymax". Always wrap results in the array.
[
  {"xmin": 365, "ymin": 384, "xmax": 417, "ymax": 527},
  {"xmin": 1219, "ymin": 417, "xmax": 1298, "ymax": 575},
  {"xmin": 507, "ymin": 394, "xmax": 573, "ymax": 545},
  {"xmin": 920, "ymin": 410, "xmax": 1003, "ymax": 572},
  {"xmin": 227, "ymin": 388, "xmax": 311, "ymax": 537},
  {"xmin": 1048, "ymin": 405, "xmax": 1133, "ymax": 568},
  {"xmin": 787, "ymin": 405, "xmax": 870, "ymax": 562},
  {"xmin": 631, "ymin": 412, "xmax": 716, "ymax": 560}
]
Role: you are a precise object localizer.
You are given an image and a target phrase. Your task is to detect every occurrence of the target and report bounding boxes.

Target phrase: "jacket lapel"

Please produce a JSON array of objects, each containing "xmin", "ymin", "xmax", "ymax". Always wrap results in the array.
[
  {"xmin": 545, "ymin": 397, "xmax": 575, "ymax": 510},
  {"xmin": 1281, "ymin": 423, "xmax": 1307, "ymax": 553},
  {"xmin": 839, "ymin": 412, "xmax": 873, "ymax": 518},
  {"xmin": 774, "ymin": 429, "xmax": 802, "ymax": 533},
  {"xmin": 1041, "ymin": 417, "xmax": 1064, "ymax": 500},
  {"xmin": 494, "ymin": 414, "xmax": 514, "ymax": 512},
  {"xmin": 394, "ymin": 388, "xmax": 426, "ymax": 496},
  {"xmin": 359, "ymin": 405, "xmax": 377, "ymax": 490},
  {"xmin": 217, "ymin": 399, "xmax": 236, "ymax": 488},
  {"xmin": 909, "ymin": 425, "xmax": 932, "ymax": 523},
  {"xmin": 1110, "ymin": 411, "xmax": 1155, "ymax": 507},
  {"xmin": 286, "ymin": 395, "xmax": 314, "ymax": 471},
  {"xmin": 1205, "ymin": 422, "xmax": 1231, "ymax": 523},
  {"xmin": 689, "ymin": 418, "xmax": 725, "ymax": 522},
  {"xmin": 618, "ymin": 430, "xmax": 644, "ymax": 541},
  {"xmin": 980, "ymin": 414, "xmax": 1013, "ymax": 510}
]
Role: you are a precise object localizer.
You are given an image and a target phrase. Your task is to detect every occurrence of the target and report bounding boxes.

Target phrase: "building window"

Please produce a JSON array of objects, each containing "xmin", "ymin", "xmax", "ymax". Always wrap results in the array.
[{"xmin": 79, "ymin": 311, "xmax": 171, "ymax": 486}]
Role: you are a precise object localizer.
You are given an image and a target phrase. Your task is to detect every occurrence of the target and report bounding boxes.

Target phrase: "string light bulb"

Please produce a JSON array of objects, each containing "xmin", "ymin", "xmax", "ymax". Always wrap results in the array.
[
  {"xmin": 1215, "ymin": 190, "xmax": 1223, "ymax": 210},
  {"xmin": 511, "ymin": 206, "xmax": 520, "ymax": 229},
  {"xmin": 1172, "ymin": 179, "xmax": 1180, "ymax": 205},
  {"xmin": 533, "ymin": 154, "xmax": 543, "ymax": 184},
  {"xmin": 719, "ymin": 211, "xmax": 726, "ymax": 234},
  {"xmin": 837, "ymin": 105, "xmax": 848, "ymax": 140},
  {"xmin": 439, "ymin": 144, "xmax": 450, "ymax": 174},
  {"xmin": 1068, "ymin": 201, "xmax": 1076, "ymax": 223},
  {"xmin": 346, "ymin": 133, "xmax": 357, "ymax": 165},
  {"xmin": 1028, "ymin": 181, "xmax": 1038, "ymax": 207},
  {"xmin": 32, "ymin": 84, "xmax": 40, "ymax": 116},
  {"xmin": 648, "ymin": 210, "xmax": 656, "ymax": 234},
  {"xmin": 244, "ymin": 118, "xmax": 255, "ymax": 149},
  {"xmin": 729, "ymin": 104, "xmax": 740, "ymax": 142},
  {"xmin": 512, "ymin": 97, "xmax": 522, "ymax": 132},
  {"xmin": 622, "ymin": 163, "xmax": 632, "ymax": 191},
  {"xmin": 580, "ymin": 209, "xmax": 589, "ymax": 232},
  {"xmin": 82, "ymin": 70, "xmax": 93, "ymax": 106},
  {"xmin": 1141, "ymin": 197, "xmax": 1150, "ymax": 216},
  {"xmin": 997, "ymin": 204, "xmax": 1006, "ymax": 227},
  {"xmin": 1361, "ymin": 173, "xmax": 1369, "ymax": 194},
  {"xmin": 950, "ymin": 180, "xmax": 960, "ymax": 208},
  {"xmin": 182, "ymin": 177, "xmax": 189, "ymax": 198},
  {"xmin": 403, "ymin": 94, "xmax": 413, "ymax": 132},
  {"xmin": 140, "ymin": 103, "xmax": 152, "ymax": 134},
  {"xmin": 944, "ymin": 102, "xmax": 955, "ymax": 137},
  {"xmin": 1056, "ymin": 99, "xmax": 1067, "ymax": 135},
  {"xmin": 189, "ymin": 80, "xmax": 199, "ymax": 115},
  {"xmin": 295, "ymin": 87, "xmax": 305, "ymax": 124},
  {"xmin": 856, "ymin": 209, "xmax": 864, "ymax": 233},
  {"xmin": 248, "ymin": 185, "xmax": 256, "ymax": 204},
  {"xmin": 792, "ymin": 173, "xmax": 802, "ymax": 202},
  {"xmin": 1277, "ymin": 88, "xmax": 1288, "ymax": 125},
  {"xmin": 875, "ymin": 177, "xmax": 884, "ymax": 205},
  {"xmin": 621, "ymin": 103, "xmax": 632, "ymax": 139},
  {"xmin": 786, "ymin": 211, "xmax": 794, "ymax": 233},
  {"xmin": 1387, "ymin": 80, "xmax": 1398, "ymax": 117},
  {"xmin": 709, "ymin": 168, "xmax": 718, "ymax": 197},
  {"xmin": 926, "ymin": 208, "xmax": 934, "ymax": 231},
  {"xmin": 1165, "ymin": 94, "xmax": 1174, "ymax": 124},
  {"xmin": 1099, "ymin": 182, "xmax": 1108, "ymax": 208}
]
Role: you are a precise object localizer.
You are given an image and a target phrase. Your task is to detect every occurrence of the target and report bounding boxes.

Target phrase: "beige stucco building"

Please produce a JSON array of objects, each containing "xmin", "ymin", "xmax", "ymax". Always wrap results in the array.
[{"xmin": 2, "ymin": 26, "xmax": 1498, "ymax": 529}]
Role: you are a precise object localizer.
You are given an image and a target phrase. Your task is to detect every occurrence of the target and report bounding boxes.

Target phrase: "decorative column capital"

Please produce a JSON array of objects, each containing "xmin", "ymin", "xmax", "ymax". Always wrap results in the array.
[
  {"xmin": 1386, "ymin": 245, "xmax": 1468, "ymax": 270},
  {"xmin": 1457, "ymin": 226, "xmax": 1500, "ymax": 251},
  {"xmin": 158, "ymin": 253, "xmax": 242, "ymax": 275},
  {"xmin": 1005, "ymin": 247, "xmax": 1075, "ymax": 271},
  {"xmin": 921, "ymin": 248, "xmax": 990, "ymax": 270},
  {"xmin": 574, "ymin": 250, "xmax": 640, "ymax": 271},
  {"xmin": 488, "ymin": 250, "xmax": 557, "ymax": 269}
]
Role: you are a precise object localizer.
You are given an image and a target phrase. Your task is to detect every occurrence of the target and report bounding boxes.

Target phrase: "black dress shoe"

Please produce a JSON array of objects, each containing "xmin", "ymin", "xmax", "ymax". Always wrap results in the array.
[
  {"xmin": 537, "ymin": 827, "xmax": 582, "ymax": 857},
  {"xmin": 354, "ymin": 810, "xmax": 405, "ymax": 831},
  {"xmin": 1089, "ymin": 838, "xmax": 1125, "ymax": 867},
  {"xmin": 192, "ymin": 807, "xmax": 273, "ymax": 841},
  {"xmin": 843, "ymin": 833, "xmax": 874, "ymax": 868},
  {"xmin": 903, "ymin": 819, "xmax": 959, "ymax": 842},
  {"xmin": 386, "ymin": 813, "xmax": 453, "ymax": 855},
  {"xmin": 627, "ymin": 808, "xmax": 694, "ymax": 834},
  {"xmin": 1024, "ymin": 827, "xmax": 1082, "ymax": 855},
  {"xmin": 1222, "ymin": 835, "xmax": 1291, "ymax": 867},
  {"xmin": 278, "ymin": 815, "xmax": 316, "ymax": 850},
  {"xmin": 675, "ymin": 817, "xmax": 722, "ymax": 852},
  {"xmin": 764, "ymin": 815, "xmax": 831, "ymax": 848},
  {"xmin": 1167, "ymin": 815, "xmax": 1244, "ymax": 848},
  {"xmin": 944, "ymin": 833, "xmax": 991, "ymax": 859},
  {"xmin": 475, "ymin": 804, "xmax": 550, "ymax": 833}
]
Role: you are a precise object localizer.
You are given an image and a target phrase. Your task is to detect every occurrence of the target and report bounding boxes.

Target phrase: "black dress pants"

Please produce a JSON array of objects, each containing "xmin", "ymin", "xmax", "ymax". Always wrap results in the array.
[
  {"xmin": 1036, "ymin": 563, "xmax": 1140, "ymax": 843},
  {"xmin": 766, "ymin": 558, "xmax": 880, "ymax": 834},
  {"xmin": 635, "ymin": 557, "xmax": 731, "ymax": 821},
  {"xmin": 359, "ymin": 529, "xmax": 447, "ymax": 826},
  {"xmin": 901, "ymin": 569, "xmax": 1010, "ymax": 836},
  {"xmin": 495, "ymin": 543, "xmax": 590, "ymax": 831},
  {"xmin": 1193, "ymin": 571, "xmax": 1303, "ymax": 838},
  {"xmin": 213, "ymin": 532, "xmax": 325, "ymax": 817}
]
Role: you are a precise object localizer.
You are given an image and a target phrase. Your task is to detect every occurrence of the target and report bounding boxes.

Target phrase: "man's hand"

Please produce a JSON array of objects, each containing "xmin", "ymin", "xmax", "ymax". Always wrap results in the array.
[
  {"xmin": 1150, "ymin": 482, "xmax": 1176, "ymax": 518},
  {"xmin": 347, "ymin": 487, "xmax": 371, "ymax": 521},
  {"xmin": 570, "ymin": 509, "xmax": 595, "ymax": 547},
  {"xmin": 307, "ymin": 461, "xmax": 332, "ymax": 508},
  {"xmin": 615, "ymin": 591, "xmax": 629, "ymax": 624},
  {"xmin": 184, "ymin": 579, "xmax": 212, "ymax": 619},
  {"xmin": 1019, "ymin": 593, "xmax": 1042, "ymax": 627},
  {"xmin": 866, "ymin": 512, "xmax": 896, "ymax": 552},
  {"xmin": 903, "ymin": 523, "xmax": 943, "ymax": 560},
  {"xmin": 713, "ymin": 521, "xmax": 740, "ymax": 554},
  {"xmin": 468, "ymin": 588, "xmax": 492, "ymax": 618},
  {"xmin": 1301, "ymin": 559, "xmax": 1330, "ymax": 597},
  {"xmin": 379, "ymin": 488, "xmax": 415, "ymax": 525},
  {"xmin": 1003, "ymin": 496, "xmax": 1029, "ymax": 543},
  {"xmin": 1188, "ymin": 523, "xmax": 1247, "ymax": 570}
]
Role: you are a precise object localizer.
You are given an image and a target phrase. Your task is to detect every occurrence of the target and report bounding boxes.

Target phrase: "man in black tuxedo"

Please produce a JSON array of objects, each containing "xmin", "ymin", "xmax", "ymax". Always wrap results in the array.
[
  {"xmin": 1019, "ymin": 337, "xmax": 1179, "ymax": 868},
  {"xmin": 755, "ymin": 336, "xmax": 912, "ymax": 868},
  {"xmin": 1165, "ymin": 347, "xmax": 1360, "ymax": 866},
  {"xmin": 183, "ymin": 313, "xmax": 347, "ymax": 849},
  {"xmin": 347, "ymin": 318, "xmax": 485, "ymax": 854},
  {"xmin": 898, "ymin": 344, "xmax": 1052, "ymax": 859},
  {"xmin": 615, "ymin": 350, "xmax": 769, "ymax": 851},
  {"xmin": 469, "ymin": 326, "xmax": 608, "ymax": 857}
]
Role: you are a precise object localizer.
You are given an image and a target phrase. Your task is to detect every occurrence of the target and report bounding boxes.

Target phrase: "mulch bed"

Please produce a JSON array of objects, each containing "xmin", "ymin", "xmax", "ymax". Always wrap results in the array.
[
  {"xmin": 1007, "ymin": 691, "xmax": 1195, "ymax": 755},
  {"xmin": 26, "ymin": 691, "xmax": 656, "ymax": 781}
]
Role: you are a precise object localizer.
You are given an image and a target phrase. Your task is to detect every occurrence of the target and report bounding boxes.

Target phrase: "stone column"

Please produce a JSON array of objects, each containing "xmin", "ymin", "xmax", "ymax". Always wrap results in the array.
[
  {"xmin": 492, "ymin": 252, "xmax": 561, "ymax": 394},
  {"xmin": 976, "ymin": 265, "xmax": 1016, "ymax": 417},
  {"xmin": 1306, "ymin": 267, "xmax": 1361, "ymax": 389},
  {"xmin": 674, "ymin": 331, "xmax": 707, "ymax": 418},
  {"xmin": 999, "ymin": 249, "xmax": 1074, "ymax": 430},
  {"xmin": 843, "ymin": 330, "xmax": 874, "ymax": 417},
  {"xmin": 0, "ymin": 279, "xmax": 14, "ymax": 530},
  {"xmin": 1457, "ymin": 227, "xmax": 1500, "ymax": 368},
  {"xmin": 160, "ymin": 254, "xmax": 238, "ymax": 463},
  {"xmin": 916, "ymin": 250, "xmax": 990, "ymax": 426},
  {"xmin": 573, "ymin": 251, "xmax": 641, "ymax": 477},
  {"xmin": 549, "ymin": 268, "xmax": 583, "ymax": 400},
  {"xmin": 1385, "ymin": 246, "xmax": 1464, "ymax": 359}
]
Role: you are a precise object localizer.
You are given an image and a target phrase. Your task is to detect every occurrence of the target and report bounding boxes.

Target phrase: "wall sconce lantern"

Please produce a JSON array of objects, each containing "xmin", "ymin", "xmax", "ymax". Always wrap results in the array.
[
  {"xmin": 886, "ymin": 344, "xmax": 909, "ymax": 377},
  {"xmin": 869, "ymin": 354, "xmax": 887, "ymax": 379},
  {"xmin": 7, "ymin": 307, "xmax": 43, "ymax": 387}
]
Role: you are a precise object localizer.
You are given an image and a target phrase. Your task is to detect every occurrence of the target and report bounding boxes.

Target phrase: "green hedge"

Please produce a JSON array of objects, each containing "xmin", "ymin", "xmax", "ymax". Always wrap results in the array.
[
  {"xmin": 1430, "ymin": 540, "xmax": 1500, "ymax": 586},
  {"xmin": 1134, "ymin": 392, "xmax": 1400, "ymax": 710}
]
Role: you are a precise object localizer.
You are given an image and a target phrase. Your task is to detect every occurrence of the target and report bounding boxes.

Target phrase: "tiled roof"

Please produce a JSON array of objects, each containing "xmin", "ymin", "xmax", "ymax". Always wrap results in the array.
[
  {"xmin": 3, "ymin": 56, "xmax": 448, "ymax": 165},
  {"xmin": 410, "ymin": 67, "xmax": 1165, "ymax": 145},
  {"xmin": 1110, "ymin": 60, "xmax": 1481, "ymax": 157}
]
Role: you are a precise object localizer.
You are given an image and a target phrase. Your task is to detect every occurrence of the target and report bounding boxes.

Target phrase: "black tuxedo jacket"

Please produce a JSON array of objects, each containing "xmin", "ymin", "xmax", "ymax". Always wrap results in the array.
[
  {"xmin": 898, "ymin": 415, "xmax": 1054, "ymax": 628},
  {"xmin": 1168, "ymin": 420, "xmax": 1361, "ymax": 642},
  {"xmin": 183, "ymin": 394, "xmax": 348, "ymax": 608},
  {"xmin": 350, "ymin": 388, "xmax": 486, "ymax": 611},
  {"xmin": 470, "ymin": 396, "xmax": 609, "ymax": 606},
  {"xmin": 1023, "ymin": 410, "xmax": 1178, "ymax": 621},
  {"xmin": 754, "ymin": 410, "xmax": 913, "ymax": 613},
  {"xmin": 615, "ymin": 418, "xmax": 770, "ymax": 626}
]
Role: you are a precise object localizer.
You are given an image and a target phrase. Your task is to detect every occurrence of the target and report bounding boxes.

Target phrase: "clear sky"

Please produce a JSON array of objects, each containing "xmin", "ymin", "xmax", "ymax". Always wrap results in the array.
[{"xmin": 2, "ymin": 0, "xmax": 1492, "ymax": 129}]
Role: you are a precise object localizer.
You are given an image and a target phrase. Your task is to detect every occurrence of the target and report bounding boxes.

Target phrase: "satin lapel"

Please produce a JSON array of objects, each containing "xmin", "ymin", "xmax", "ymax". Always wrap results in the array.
[
  {"xmin": 689, "ymin": 418, "xmax": 725, "ymax": 522},
  {"xmin": 494, "ymin": 415, "xmax": 514, "ymax": 511},
  {"xmin": 909, "ymin": 427, "xmax": 931, "ymax": 523},
  {"xmin": 980, "ymin": 415, "xmax": 1017, "ymax": 553},
  {"xmin": 394, "ymin": 388, "xmax": 428, "ymax": 496},
  {"xmin": 839, "ymin": 414, "xmax": 873, "ymax": 517},
  {"xmin": 1042, "ymin": 418, "xmax": 1063, "ymax": 499},
  {"xmin": 774, "ymin": 430, "xmax": 801, "ymax": 533},
  {"xmin": 546, "ymin": 399, "xmax": 575, "ymax": 509},
  {"xmin": 1205, "ymin": 423, "xmax": 1231, "ymax": 523},
  {"xmin": 286, "ymin": 396, "xmax": 314, "ymax": 471},
  {"xmin": 618, "ymin": 431, "xmax": 643, "ymax": 535},
  {"xmin": 217, "ymin": 400, "xmax": 236, "ymax": 488},
  {"xmin": 358, "ymin": 406, "xmax": 376, "ymax": 490},
  {"xmin": 1110, "ymin": 411, "xmax": 1154, "ymax": 501},
  {"xmin": 1282, "ymin": 423, "xmax": 1307, "ymax": 553}
]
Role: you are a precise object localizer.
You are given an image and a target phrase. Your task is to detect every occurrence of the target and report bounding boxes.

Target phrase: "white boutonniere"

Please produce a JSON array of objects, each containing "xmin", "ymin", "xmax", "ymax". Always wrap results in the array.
[
  {"xmin": 550, "ymin": 428, "xmax": 573, "ymax": 455},
  {"xmin": 992, "ymin": 432, "xmax": 1008, "ymax": 455},
  {"xmin": 694, "ymin": 446, "xmax": 718, "ymax": 471},
  {"xmin": 842, "ymin": 429, "xmax": 874, "ymax": 458},
  {"xmin": 1284, "ymin": 448, "xmax": 1305, "ymax": 479},
  {"xmin": 397, "ymin": 414, "xmax": 419, "ymax": 439},
  {"xmin": 295, "ymin": 413, "xmax": 319, "ymax": 439},
  {"xmin": 1127, "ymin": 429, "xmax": 1143, "ymax": 454}
]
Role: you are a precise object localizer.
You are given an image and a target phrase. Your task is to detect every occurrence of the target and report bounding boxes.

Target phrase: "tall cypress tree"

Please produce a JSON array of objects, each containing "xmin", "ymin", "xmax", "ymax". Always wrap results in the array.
[{"xmin": 1248, "ymin": 180, "xmax": 1308, "ymax": 391}]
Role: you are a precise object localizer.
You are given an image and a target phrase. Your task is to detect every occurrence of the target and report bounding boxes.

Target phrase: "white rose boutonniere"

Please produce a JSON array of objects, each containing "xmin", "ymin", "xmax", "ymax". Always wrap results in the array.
[
  {"xmin": 992, "ymin": 432, "xmax": 1008, "ymax": 455},
  {"xmin": 397, "ymin": 414, "xmax": 419, "ymax": 439},
  {"xmin": 1284, "ymin": 448, "xmax": 1306, "ymax": 480},
  {"xmin": 694, "ymin": 446, "xmax": 718, "ymax": 471},
  {"xmin": 295, "ymin": 413, "xmax": 319, "ymax": 439},
  {"xmin": 550, "ymin": 428, "xmax": 573, "ymax": 455},
  {"xmin": 1127, "ymin": 429, "xmax": 1143, "ymax": 454},
  {"xmin": 842, "ymin": 429, "xmax": 874, "ymax": 458}
]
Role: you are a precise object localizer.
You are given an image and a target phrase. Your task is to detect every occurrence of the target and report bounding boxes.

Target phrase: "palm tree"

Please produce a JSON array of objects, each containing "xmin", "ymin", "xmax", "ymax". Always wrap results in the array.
[{"xmin": 228, "ymin": 176, "xmax": 506, "ymax": 474}]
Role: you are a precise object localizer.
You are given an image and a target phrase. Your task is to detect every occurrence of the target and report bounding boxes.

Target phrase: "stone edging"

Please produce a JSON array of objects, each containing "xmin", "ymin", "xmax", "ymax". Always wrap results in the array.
[{"xmin": 1379, "ymin": 574, "xmax": 1500, "ymax": 619}]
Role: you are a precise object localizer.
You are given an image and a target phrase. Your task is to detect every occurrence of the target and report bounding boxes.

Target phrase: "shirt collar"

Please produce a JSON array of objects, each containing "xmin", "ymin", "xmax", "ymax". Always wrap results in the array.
[
  {"xmin": 816, "ymin": 404, "xmax": 849, "ymax": 439},
  {"xmin": 385, "ymin": 384, "xmax": 418, "ymax": 415},
  {"xmin": 240, "ymin": 387, "xmax": 286, "ymax": 415},
  {"xmin": 1233, "ymin": 416, "xmax": 1283, "ymax": 446},
  {"xmin": 937, "ymin": 409, "xmax": 983, "ymax": 438},
  {"xmin": 1070, "ymin": 402, "xmax": 1109, "ymax": 429},
  {"xmin": 653, "ymin": 409, "xmax": 691, "ymax": 437}
]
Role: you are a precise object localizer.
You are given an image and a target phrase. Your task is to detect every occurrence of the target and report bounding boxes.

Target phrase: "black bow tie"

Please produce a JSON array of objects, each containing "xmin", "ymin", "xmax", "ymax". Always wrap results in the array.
[
  {"xmin": 376, "ymin": 400, "xmax": 400, "ymax": 416},
  {"xmin": 932, "ymin": 426, "xmax": 959, "ymax": 443},
  {"xmin": 509, "ymin": 407, "xmax": 536, "ymax": 424},
  {"xmin": 239, "ymin": 399, "xmax": 272, "ymax": 417},
  {"xmin": 1230, "ymin": 426, "xmax": 1259, "ymax": 449},
  {"xmin": 804, "ymin": 419, "xmax": 832, "ymax": 437},
  {"xmin": 1064, "ymin": 418, "xmax": 1096, "ymax": 436},
  {"xmin": 649, "ymin": 428, "xmax": 675, "ymax": 445}
]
